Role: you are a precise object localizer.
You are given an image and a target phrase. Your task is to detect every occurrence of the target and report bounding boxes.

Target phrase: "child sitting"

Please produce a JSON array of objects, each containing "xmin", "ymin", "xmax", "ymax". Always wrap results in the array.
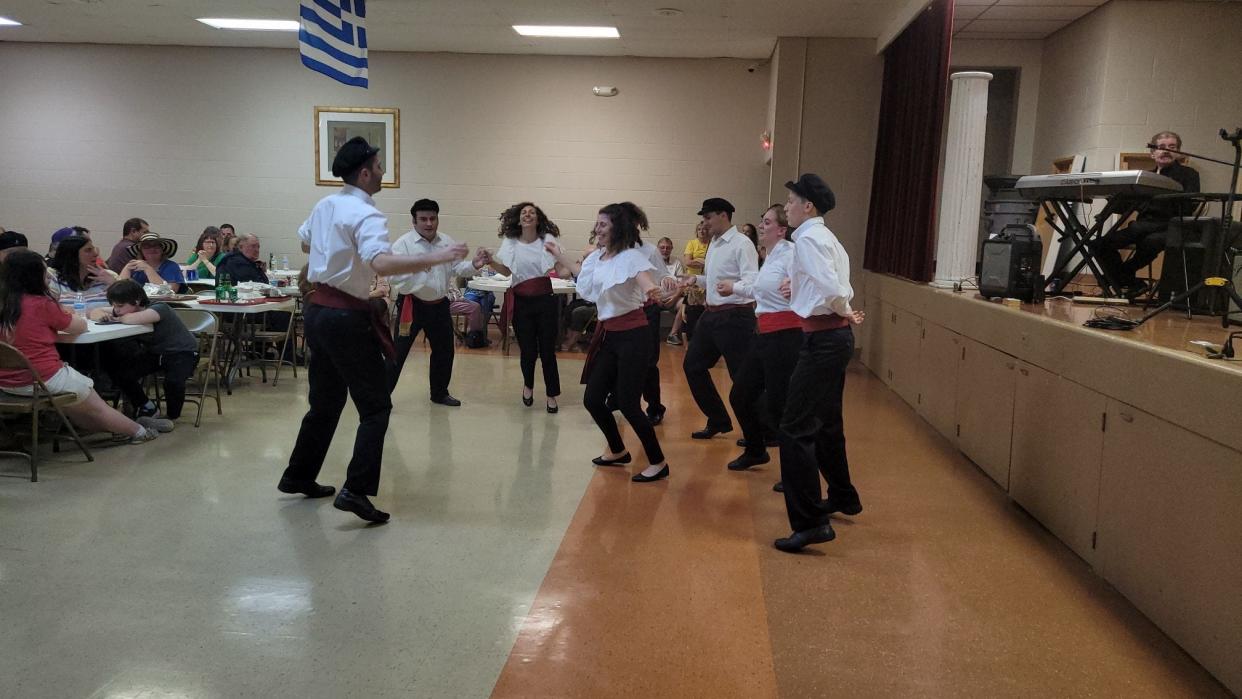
[
  {"xmin": 97, "ymin": 280, "xmax": 199, "ymax": 425},
  {"xmin": 0, "ymin": 251, "xmax": 167, "ymax": 442}
]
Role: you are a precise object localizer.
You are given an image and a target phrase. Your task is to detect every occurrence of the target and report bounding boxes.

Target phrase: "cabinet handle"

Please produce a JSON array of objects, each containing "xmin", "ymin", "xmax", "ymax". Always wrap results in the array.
[
  {"xmin": 1006, "ymin": 362, "xmax": 1015, "ymax": 370},
  {"xmin": 1119, "ymin": 412, "xmax": 1134, "ymax": 423},
  {"xmin": 1019, "ymin": 368, "xmax": 1029, "ymax": 376}
]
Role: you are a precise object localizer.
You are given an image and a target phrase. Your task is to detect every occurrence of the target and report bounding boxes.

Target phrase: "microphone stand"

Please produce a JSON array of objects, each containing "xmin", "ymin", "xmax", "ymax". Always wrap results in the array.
[{"xmin": 1130, "ymin": 128, "xmax": 1242, "ymax": 330}]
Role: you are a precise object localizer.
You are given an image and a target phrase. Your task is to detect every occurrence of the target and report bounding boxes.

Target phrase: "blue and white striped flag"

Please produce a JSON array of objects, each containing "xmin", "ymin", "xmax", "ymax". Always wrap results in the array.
[{"xmin": 299, "ymin": 0, "xmax": 369, "ymax": 88}]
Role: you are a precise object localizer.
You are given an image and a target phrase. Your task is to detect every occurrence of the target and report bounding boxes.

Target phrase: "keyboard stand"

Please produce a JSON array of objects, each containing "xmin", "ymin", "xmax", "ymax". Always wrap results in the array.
[{"xmin": 1039, "ymin": 195, "xmax": 1146, "ymax": 297}]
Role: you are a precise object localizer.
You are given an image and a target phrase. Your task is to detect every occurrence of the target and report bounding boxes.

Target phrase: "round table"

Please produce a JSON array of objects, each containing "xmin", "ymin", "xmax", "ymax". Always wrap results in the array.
[{"xmin": 466, "ymin": 277, "xmax": 576, "ymax": 294}]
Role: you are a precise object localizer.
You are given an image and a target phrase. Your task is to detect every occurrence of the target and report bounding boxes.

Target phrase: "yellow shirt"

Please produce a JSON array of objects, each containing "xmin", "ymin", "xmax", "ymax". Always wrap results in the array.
[{"xmin": 683, "ymin": 238, "xmax": 709, "ymax": 276}]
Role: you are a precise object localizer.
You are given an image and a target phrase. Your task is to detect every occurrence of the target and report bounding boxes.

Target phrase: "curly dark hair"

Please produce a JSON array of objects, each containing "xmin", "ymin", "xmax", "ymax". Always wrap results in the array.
[
  {"xmin": 598, "ymin": 202, "xmax": 648, "ymax": 255},
  {"xmin": 0, "ymin": 250, "xmax": 54, "ymax": 333},
  {"xmin": 49, "ymin": 236, "xmax": 93, "ymax": 292},
  {"xmin": 498, "ymin": 202, "xmax": 560, "ymax": 239}
]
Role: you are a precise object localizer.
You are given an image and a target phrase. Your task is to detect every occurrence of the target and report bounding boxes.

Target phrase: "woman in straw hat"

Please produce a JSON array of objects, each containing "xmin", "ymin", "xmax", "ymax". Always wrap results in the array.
[{"xmin": 119, "ymin": 232, "xmax": 184, "ymax": 293}]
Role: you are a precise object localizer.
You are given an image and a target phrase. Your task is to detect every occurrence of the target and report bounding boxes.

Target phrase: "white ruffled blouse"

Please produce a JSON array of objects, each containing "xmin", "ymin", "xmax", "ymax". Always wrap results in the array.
[
  {"xmin": 496, "ymin": 235, "xmax": 560, "ymax": 285},
  {"xmin": 576, "ymin": 247, "xmax": 655, "ymax": 321}
]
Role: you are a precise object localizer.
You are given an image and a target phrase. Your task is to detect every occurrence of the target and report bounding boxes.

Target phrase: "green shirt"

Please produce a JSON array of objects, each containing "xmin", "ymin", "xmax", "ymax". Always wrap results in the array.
[{"xmin": 185, "ymin": 252, "xmax": 225, "ymax": 279}]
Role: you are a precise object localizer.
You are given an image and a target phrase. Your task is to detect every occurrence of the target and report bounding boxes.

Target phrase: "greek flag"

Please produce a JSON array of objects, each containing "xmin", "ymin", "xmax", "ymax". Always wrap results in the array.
[{"xmin": 299, "ymin": 0, "xmax": 369, "ymax": 88}]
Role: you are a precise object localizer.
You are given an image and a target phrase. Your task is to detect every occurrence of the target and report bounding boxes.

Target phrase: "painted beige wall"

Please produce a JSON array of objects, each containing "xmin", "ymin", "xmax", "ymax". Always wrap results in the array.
[
  {"xmin": 0, "ymin": 43, "xmax": 772, "ymax": 262},
  {"xmin": 951, "ymin": 39, "xmax": 1043, "ymax": 175},
  {"xmin": 1033, "ymin": 0, "xmax": 1242, "ymax": 193}
]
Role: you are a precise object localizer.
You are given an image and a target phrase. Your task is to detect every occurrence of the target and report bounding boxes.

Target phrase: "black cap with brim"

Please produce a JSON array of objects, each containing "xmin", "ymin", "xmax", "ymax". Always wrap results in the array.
[
  {"xmin": 332, "ymin": 136, "xmax": 381, "ymax": 178},
  {"xmin": 696, "ymin": 197, "xmax": 736, "ymax": 216},
  {"xmin": 784, "ymin": 173, "xmax": 836, "ymax": 214}
]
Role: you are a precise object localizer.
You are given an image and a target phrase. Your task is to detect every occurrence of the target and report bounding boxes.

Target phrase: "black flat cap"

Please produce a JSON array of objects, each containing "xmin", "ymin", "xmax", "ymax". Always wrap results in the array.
[
  {"xmin": 696, "ymin": 197, "xmax": 735, "ymax": 216},
  {"xmin": 785, "ymin": 173, "xmax": 835, "ymax": 214},
  {"xmin": 331, "ymin": 136, "xmax": 381, "ymax": 178},
  {"xmin": 0, "ymin": 230, "xmax": 28, "ymax": 250}
]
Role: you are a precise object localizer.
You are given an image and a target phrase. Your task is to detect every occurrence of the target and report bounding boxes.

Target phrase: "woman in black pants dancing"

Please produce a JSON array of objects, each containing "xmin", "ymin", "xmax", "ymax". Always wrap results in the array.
[
  {"xmin": 489, "ymin": 202, "xmax": 571, "ymax": 413},
  {"xmin": 550, "ymin": 202, "xmax": 673, "ymax": 482}
]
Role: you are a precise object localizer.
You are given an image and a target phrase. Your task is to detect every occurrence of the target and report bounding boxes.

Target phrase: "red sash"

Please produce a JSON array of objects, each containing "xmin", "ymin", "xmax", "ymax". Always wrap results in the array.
[
  {"xmin": 500, "ymin": 276, "xmax": 553, "ymax": 332},
  {"xmin": 757, "ymin": 310, "xmax": 802, "ymax": 334},
  {"xmin": 398, "ymin": 295, "xmax": 445, "ymax": 337},
  {"xmin": 580, "ymin": 307, "xmax": 648, "ymax": 384},
  {"xmin": 800, "ymin": 314, "xmax": 850, "ymax": 333},
  {"xmin": 308, "ymin": 283, "xmax": 397, "ymax": 361}
]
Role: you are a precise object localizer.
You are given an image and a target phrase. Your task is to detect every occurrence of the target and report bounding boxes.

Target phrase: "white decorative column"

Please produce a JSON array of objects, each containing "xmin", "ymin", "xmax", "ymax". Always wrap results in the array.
[{"xmin": 931, "ymin": 71, "xmax": 992, "ymax": 288}]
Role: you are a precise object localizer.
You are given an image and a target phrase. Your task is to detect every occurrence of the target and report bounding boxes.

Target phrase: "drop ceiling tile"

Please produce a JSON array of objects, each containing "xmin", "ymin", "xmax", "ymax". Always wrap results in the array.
[{"xmin": 979, "ymin": 5, "xmax": 1097, "ymax": 21}]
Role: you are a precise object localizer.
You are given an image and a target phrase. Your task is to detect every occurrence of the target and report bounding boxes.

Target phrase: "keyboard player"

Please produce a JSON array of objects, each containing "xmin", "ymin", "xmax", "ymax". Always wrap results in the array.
[{"xmin": 1089, "ymin": 130, "xmax": 1200, "ymax": 297}]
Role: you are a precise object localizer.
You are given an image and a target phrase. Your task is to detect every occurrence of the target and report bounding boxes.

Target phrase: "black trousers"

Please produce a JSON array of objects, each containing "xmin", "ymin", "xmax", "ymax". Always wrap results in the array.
[
  {"xmin": 512, "ymin": 293, "xmax": 561, "ymax": 397},
  {"xmin": 584, "ymin": 325, "xmax": 665, "ymax": 465},
  {"xmin": 1089, "ymin": 219, "xmax": 1168, "ymax": 284},
  {"xmin": 779, "ymin": 327, "xmax": 859, "ymax": 532},
  {"xmin": 388, "ymin": 295, "xmax": 455, "ymax": 399},
  {"xmin": 729, "ymin": 328, "xmax": 802, "ymax": 456},
  {"xmin": 284, "ymin": 305, "xmax": 392, "ymax": 496},
  {"xmin": 683, "ymin": 306, "xmax": 755, "ymax": 429},
  {"xmin": 641, "ymin": 302, "xmax": 663, "ymax": 416},
  {"xmin": 111, "ymin": 350, "xmax": 198, "ymax": 420}
]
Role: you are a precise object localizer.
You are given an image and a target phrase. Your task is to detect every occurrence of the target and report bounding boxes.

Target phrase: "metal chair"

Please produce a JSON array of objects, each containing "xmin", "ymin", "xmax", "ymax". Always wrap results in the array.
[
  {"xmin": 171, "ymin": 308, "xmax": 223, "ymax": 427},
  {"xmin": 0, "ymin": 342, "xmax": 93, "ymax": 482},
  {"xmin": 244, "ymin": 311, "xmax": 296, "ymax": 386}
]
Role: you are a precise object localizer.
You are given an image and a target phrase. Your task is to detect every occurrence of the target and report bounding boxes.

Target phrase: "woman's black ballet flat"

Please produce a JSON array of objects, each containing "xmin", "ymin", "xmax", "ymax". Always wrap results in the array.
[
  {"xmin": 631, "ymin": 465, "xmax": 670, "ymax": 483},
  {"xmin": 546, "ymin": 402, "xmax": 558, "ymax": 414},
  {"xmin": 522, "ymin": 394, "xmax": 534, "ymax": 407},
  {"xmin": 592, "ymin": 453, "xmax": 631, "ymax": 466}
]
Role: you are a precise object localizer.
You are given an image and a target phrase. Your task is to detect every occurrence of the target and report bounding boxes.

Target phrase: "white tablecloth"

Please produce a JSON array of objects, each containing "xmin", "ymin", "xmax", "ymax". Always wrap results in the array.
[
  {"xmin": 466, "ymin": 277, "xmax": 576, "ymax": 294},
  {"xmin": 57, "ymin": 320, "xmax": 153, "ymax": 344}
]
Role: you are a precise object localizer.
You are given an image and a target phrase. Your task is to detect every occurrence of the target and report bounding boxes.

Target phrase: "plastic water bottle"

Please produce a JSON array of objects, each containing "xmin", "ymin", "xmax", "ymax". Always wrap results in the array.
[
  {"xmin": 281, "ymin": 255, "xmax": 289, "ymax": 271},
  {"xmin": 73, "ymin": 293, "xmax": 86, "ymax": 319}
]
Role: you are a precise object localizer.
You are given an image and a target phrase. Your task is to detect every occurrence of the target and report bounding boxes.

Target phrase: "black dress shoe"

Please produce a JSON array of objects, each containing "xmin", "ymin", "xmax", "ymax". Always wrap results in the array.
[
  {"xmin": 825, "ymin": 499, "xmax": 863, "ymax": 516},
  {"xmin": 647, "ymin": 405, "xmax": 666, "ymax": 426},
  {"xmin": 547, "ymin": 401, "xmax": 558, "ymax": 414},
  {"xmin": 727, "ymin": 452, "xmax": 771, "ymax": 471},
  {"xmin": 592, "ymin": 452, "xmax": 631, "ymax": 466},
  {"xmin": 692, "ymin": 425, "xmax": 732, "ymax": 440},
  {"xmin": 333, "ymin": 488, "xmax": 390, "ymax": 523},
  {"xmin": 277, "ymin": 477, "xmax": 336, "ymax": 499},
  {"xmin": 631, "ymin": 464, "xmax": 670, "ymax": 483},
  {"xmin": 431, "ymin": 394, "xmax": 462, "ymax": 407},
  {"xmin": 772, "ymin": 481, "xmax": 784, "ymax": 493},
  {"xmin": 774, "ymin": 524, "xmax": 835, "ymax": 552},
  {"xmin": 521, "ymin": 392, "xmax": 534, "ymax": 407}
]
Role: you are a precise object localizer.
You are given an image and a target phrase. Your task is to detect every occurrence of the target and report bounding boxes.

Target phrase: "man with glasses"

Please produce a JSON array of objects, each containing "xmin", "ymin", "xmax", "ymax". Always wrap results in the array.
[{"xmin": 1089, "ymin": 130, "xmax": 1200, "ymax": 298}]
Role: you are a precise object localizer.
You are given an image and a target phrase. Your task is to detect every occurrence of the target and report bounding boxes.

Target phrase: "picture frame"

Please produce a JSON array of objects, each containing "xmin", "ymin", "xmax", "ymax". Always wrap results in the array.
[{"xmin": 314, "ymin": 106, "xmax": 400, "ymax": 188}]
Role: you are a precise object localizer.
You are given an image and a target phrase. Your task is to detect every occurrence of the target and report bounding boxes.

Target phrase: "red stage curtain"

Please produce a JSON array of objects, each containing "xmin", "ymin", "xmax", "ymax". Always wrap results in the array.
[{"xmin": 863, "ymin": 0, "xmax": 954, "ymax": 282}]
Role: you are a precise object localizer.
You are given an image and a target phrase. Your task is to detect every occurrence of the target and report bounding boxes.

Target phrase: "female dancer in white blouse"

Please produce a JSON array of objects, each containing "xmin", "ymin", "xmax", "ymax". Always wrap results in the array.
[
  {"xmin": 550, "ymin": 202, "xmax": 672, "ymax": 482},
  {"xmin": 488, "ymin": 202, "xmax": 570, "ymax": 413}
]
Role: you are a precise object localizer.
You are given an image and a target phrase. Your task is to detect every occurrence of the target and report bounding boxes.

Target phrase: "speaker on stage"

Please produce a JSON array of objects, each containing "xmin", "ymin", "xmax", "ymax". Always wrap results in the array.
[
  {"xmin": 980, "ymin": 224, "xmax": 1043, "ymax": 301},
  {"xmin": 1159, "ymin": 217, "xmax": 1242, "ymax": 314}
]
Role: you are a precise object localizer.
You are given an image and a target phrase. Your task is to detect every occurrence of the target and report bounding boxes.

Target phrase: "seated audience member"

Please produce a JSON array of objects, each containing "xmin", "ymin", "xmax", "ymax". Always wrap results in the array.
[
  {"xmin": 448, "ymin": 286, "xmax": 489, "ymax": 348},
  {"xmin": 48, "ymin": 236, "xmax": 118, "ymax": 312},
  {"xmin": 0, "ymin": 250, "xmax": 169, "ymax": 442},
  {"xmin": 1089, "ymin": 130, "xmax": 1201, "ymax": 297},
  {"xmin": 218, "ymin": 223, "xmax": 236, "ymax": 242},
  {"xmin": 119, "ymin": 232, "xmax": 184, "ymax": 293},
  {"xmin": 222, "ymin": 235, "xmax": 240, "ymax": 253},
  {"xmin": 185, "ymin": 226, "xmax": 224, "ymax": 279},
  {"xmin": 47, "ymin": 227, "xmax": 76, "ymax": 260},
  {"xmin": 0, "ymin": 230, "xmax": 28, "ymax": 260},
  {"xmin": 216, "ymin": 234, "xmax": 269, "ymax": 283},
  {"xmin": 95, "ymin": 280, "xmax": 198, "ymax": 425},
  {"xmin": 107, "ymin": 217, "xmax": 149, "ymax": 273},
  {"xmin": 559, "ymin": 299, "xmax": 597, "ymax": 352}
]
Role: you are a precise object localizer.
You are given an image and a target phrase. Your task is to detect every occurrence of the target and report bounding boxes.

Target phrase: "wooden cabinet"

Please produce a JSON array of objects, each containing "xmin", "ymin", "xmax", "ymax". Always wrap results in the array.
[
  {"xmin": 1095, "ymin": 402, "xmax": 1242, "ymax": 695},
  {"xmin": 916, "ymin": 322, "xmax": 961, "ymax": 444},
  {"xmin": 955, "ymin": 338, "xmax": 1017, "ymax": 489},
  {"xmin": 887, "ymin": 307, "xmax": 922, "ymax": 409},
  {"xmin": 1009, "ymin": 363, "xmax": 1107, "ymax": 564}
]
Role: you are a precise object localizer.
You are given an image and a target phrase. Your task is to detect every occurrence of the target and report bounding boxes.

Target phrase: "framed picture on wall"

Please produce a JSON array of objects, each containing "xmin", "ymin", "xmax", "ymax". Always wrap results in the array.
[{"xmin": 314, "ymin": 107, "xmax": 400, "ymax": 187}]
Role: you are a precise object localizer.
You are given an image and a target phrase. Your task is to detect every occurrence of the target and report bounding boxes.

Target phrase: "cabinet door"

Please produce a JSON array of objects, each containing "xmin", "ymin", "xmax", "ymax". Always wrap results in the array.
[
  {"xmin": 1096, "ymin": 402, "xmax": 1242, "ymax": 695},
  {"xmin": 917, "ymin": 322, "xmax": 961, "ymax": 444},
  {"xmin": 887, "ymin": 308, "xmax": 923, "ymax": 409},
  {"xmin": 872, "ymin": 301, "xmax": 894, "ymax": 388},
  {"xmin": 1010, "ymin": 364, "xmax": 1107, "ymax": 564},
  {"xmin": 955, "ymin": 339, "xmax": 1016, "ymax": 490}
]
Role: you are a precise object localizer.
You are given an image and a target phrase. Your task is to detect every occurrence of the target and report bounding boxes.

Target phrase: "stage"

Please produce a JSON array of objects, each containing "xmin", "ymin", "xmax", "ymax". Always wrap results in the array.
[{"xmin": 857, "ymin": 271, "xmax": 1242, "ymax": 695}]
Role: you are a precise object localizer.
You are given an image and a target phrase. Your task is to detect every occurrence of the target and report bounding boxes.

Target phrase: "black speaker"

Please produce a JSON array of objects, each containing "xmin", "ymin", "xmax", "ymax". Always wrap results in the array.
[{"xmin": 980, "ymin": 224, "xmax": 1043, "ymax": 301}]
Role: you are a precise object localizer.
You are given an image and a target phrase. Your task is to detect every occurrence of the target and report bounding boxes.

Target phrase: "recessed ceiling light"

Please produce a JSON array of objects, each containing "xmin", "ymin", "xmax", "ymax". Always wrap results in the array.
[
  {"xmin": 0, "ymin": 16, "xmax": 23, "ymax": 26},
  {"xmin": 197, "ymin": 18, "xmax": 299, "ymax": 32},
  {"xmin": 513, "ymin": 25, "xmax": 620, "ymax": 38}
]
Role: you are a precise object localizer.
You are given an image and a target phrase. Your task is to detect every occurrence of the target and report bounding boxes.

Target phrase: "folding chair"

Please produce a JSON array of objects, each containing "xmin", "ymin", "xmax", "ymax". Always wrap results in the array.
[
  {"xmin": 172, "ymin": 308, "xmax": 223, "ymax": 427},
  {"xmin": 0, "ymin": 342, "xmax": 93, "ymax": 482}
]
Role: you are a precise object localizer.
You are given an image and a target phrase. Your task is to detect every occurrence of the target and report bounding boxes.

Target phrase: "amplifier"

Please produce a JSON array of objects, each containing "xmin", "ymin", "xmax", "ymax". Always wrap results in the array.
[{"xmin": 980, "ymin": 224, "xmax": 1043, "ymax": 301}]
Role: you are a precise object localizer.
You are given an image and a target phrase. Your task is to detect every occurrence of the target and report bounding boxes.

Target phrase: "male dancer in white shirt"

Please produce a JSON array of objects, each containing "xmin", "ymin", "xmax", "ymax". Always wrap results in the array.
[
  {"xmin": 773, "ymin": 173, "xmax": 865, "ymax": 552},
  {"xmin": 387, "ymin": 198, "xmax": 490, "ymax": 405},
  {"xmin": 279, "ymin": 138, "xmax": 466, "ymax": 523},
  {"xmin": 680, "ymin": 197, "xmax": 759, "ymax": 440}
]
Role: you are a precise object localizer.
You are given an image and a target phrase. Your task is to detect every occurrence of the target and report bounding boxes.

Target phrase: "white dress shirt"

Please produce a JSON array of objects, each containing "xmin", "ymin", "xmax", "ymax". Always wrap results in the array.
[
  {"xmin": 696, "ymin": 226, "xmax": 758, "ymax": 307},
  {"xmin": 389, "ymin": 230, "xmax": 478, "ymax": 301},
  {"xmin": 788, "ymin": 217, "xmax": 854, "ymax": 318},
  {"xmin": 576, "ymin": 248, "xmax": 655, "ymax": 321},
  {"xmin": 496, "ymin": 235, "xmax": 560, "ymax": 285},
  {"xmin": 731, "ymin": 239, "xmax": 793, "ymax": 316},
  {"xmin": 298, "ymin": 184, "xmax": 392, "ymax": 301}
]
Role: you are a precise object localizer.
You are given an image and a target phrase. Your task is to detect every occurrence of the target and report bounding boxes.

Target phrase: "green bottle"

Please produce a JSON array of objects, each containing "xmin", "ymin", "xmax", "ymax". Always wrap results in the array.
[{"xmin": 215, "ymin": 273, "xmax": 227, "ymax": 301}]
